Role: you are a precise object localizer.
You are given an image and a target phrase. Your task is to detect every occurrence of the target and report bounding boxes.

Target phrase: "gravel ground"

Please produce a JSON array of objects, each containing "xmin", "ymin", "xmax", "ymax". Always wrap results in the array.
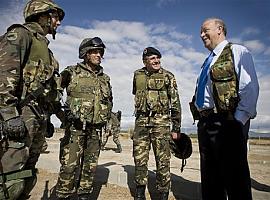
[{"xmin": 28, "ymin": 131, "xmax": 270, "ymax": 200}]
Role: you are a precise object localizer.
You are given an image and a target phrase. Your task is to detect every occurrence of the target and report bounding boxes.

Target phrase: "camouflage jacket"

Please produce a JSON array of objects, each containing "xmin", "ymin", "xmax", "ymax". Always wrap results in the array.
[
  {"xmin": 132, "ymin": 67, "xmax": 181, "ymax": 132},
  {"xmin": 0, "ymin": 22, "xmax": 60, "ymax": 121},
  {"xmin": 61, "ymin": 62, "xmax": 113, "ymax": 125},
  {"xmin": 107, "ymin": 112, "xmax": 121, "ymax": 131}
]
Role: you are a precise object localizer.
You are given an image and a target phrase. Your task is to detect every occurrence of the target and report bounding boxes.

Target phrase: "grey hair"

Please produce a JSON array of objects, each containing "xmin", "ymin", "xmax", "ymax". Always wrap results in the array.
[{"xmin": 204, "ymin": 17, "xmax": 227, "ymax": 36}]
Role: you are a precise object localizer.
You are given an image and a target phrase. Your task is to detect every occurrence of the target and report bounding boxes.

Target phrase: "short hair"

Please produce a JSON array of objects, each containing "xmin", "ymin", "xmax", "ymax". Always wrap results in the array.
[{"xmin": 204, "ymin": 17, "xmax": 227, "ymax": 36}]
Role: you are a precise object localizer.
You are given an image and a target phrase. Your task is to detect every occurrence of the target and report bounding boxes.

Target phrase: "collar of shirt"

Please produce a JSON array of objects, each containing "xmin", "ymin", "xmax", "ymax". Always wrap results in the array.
[{"xmin": 212, "ymin": 40, "xmax": 228, "ymax": 61}]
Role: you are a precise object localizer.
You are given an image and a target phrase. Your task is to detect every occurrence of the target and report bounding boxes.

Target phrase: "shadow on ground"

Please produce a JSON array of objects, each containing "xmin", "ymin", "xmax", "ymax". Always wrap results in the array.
[
  {"xmin": 40, "ymin": 162, "xmax": 115, "ymax": 200},
  {"xmin": 123, "ymin": 165, "xmax": 201, "ymax": 200}
]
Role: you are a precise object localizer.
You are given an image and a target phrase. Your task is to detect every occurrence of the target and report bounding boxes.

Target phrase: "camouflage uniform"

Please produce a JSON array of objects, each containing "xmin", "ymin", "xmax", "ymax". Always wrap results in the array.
[
  {"xmin": 56, "ymin": 37, "xmax": 113, "ymax": 199},
  {"xmin": 101, "ymin": 111, "xmax": 122, "ymax": 152},
  {"xmin": 0, "ymin": 0, "xmax": 64, "ymax": 199},
  {"xmin": 132, "ymin": 48, "xmax": 181, "ymax": 195}
]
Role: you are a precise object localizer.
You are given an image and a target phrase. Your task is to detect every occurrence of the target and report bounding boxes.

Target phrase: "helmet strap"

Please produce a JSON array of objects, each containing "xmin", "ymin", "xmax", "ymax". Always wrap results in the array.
[{"xmin": 48, "ymin": 13, "xmax": 56, "ymax": 40}]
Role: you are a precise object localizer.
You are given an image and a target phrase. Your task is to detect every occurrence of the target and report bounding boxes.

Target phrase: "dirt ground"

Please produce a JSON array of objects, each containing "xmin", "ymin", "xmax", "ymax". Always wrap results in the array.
[{"xmin": 28, "ymin": 132, "xmax": 270, "ymax": 200}]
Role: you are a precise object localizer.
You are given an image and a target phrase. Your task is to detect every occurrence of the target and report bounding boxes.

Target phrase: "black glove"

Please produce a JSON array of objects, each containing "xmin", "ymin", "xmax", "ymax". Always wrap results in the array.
[
  {"xmin": 3, "ymin": 117, "xmax": 26, "ymax": 139},
  {"xmin": 65, "ymin": 109, "xmax": 79, "ymax": 122}
]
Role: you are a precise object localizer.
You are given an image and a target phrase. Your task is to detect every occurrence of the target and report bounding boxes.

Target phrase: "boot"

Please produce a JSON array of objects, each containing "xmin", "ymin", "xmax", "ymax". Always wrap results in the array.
[
  {"xmin": 78, "ymin": 193, "xmax": 91, "ymax": 200},
  {"xmin": 115, "ymin": 144, "xmax": 122, "ymax": 153},
  {"xmin": 58, "ymin": 197, "xmax": 71, "ymax": 200},
  {"xmin": 134, "ymin": 185, "xmax": 146, "ymax": 200},
  {"xmin": 159, "ymin": 192, "xmax": 169, "ymax": 200}
]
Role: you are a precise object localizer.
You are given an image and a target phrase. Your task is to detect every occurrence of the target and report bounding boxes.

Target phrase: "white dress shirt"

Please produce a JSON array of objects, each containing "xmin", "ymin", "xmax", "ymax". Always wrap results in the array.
[{"xmin": 195, "ymin": 40, "xmax": 259, "ymax": 125}]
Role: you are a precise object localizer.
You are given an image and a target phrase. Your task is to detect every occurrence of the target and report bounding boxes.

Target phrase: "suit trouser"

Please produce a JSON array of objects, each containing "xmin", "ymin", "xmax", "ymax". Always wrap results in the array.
[{"xmin": 197, "ymin": 113, "xmax": 252, "ymax": 200}]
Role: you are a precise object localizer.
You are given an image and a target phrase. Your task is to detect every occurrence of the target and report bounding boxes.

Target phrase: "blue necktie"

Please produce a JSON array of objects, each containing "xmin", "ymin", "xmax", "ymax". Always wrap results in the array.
[{"xmin": 196, "ymin": 51, "xmax": 215, "ymax": 109}]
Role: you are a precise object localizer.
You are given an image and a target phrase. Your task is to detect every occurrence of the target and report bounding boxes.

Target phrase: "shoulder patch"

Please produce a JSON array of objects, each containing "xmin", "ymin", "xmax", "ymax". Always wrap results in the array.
[{"xmin": 6, "ymin": 32, "xmax": 18, "ymax": 41}]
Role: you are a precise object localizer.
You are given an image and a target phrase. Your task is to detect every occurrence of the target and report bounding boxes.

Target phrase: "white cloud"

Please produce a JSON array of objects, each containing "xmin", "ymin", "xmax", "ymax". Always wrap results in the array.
[
  {"xmin": 242, "ymin": 27, "xmax": 260, "ymax": 36},
  {"xmin": 0, "ymin": 0, "xmax": 24, "ymax": 34},
  {"xmin": 229, "ymin": 37, "xmax": 242, "ymax": 44},
  {"xmin": 264, "ymin": 47, "xmax": 270, "ymax": 56},
  {"xmin": 243, "ymin": 40, "xmax": 265, "ymax": 54},
  {"xmin": 169, "ymin": 31, "xmax": 192, "ymax": 41},
  {"xmin": 251, "ymin": 74, "xmax": 270, "ymax": 129},
  {"xmin": 230, "ymin": 38, "xmax": 266, "ymax": 55}
]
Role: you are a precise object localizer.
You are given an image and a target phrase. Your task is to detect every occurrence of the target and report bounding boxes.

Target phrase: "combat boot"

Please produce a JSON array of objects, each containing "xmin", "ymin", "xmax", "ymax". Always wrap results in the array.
[
  {"xmin": 134, "ymin": 185, "xmax": 146, "ymax": 200},
  {"xmin": 115, "ymin": 144, "xmax": 122, "ymax": 153},
  {"xmin": 58, "ymin": 197, "xmax": 71, "ymax": 200},
  {"xmin": 78, "ymin": 194, "xmax": 90, "ymax": 200},
  {"xmin": 159, "ymin": 191, "xmax": 169, "ymax": 200},
  {"xmin": 78, "ymin": 193, "xmax": 91, "ymax": 200},
  {"xmin": 57, "ymin": 195, "xmax": 73, "ymax": 200}
]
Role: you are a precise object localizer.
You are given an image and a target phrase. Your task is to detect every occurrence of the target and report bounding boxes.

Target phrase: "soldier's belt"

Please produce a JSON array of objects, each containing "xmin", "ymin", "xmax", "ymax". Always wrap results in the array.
[
  {"xmin": 0, "ymin": 169, "xmax": 33, "ymax": 183},
  {"xmin": 136, "ymin": 111, "xmax": 168, "ymax": 117}
]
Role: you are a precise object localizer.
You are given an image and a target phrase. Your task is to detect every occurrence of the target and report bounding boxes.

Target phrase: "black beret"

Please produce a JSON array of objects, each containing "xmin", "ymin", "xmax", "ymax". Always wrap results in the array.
[{"xmin": 142, "ymin": 47, "xmax": 162, "ymax": 59}]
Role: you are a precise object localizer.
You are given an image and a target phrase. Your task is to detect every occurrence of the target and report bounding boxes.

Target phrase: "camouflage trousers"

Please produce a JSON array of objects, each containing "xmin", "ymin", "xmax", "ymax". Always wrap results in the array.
[
  {"xmin": 56, "ymin": 124, "xmax": 102, "ymax": 198},
  {"xmin": 0, "ymin": 105, "xmax": 46, "ymax": 199},
  {"xmin": 102, "ymin": 128, "xmax": 121, "ymax": 148},
  {"xmin": 133, "ymin": 124, "xmax": 171, "ymax": 192}
]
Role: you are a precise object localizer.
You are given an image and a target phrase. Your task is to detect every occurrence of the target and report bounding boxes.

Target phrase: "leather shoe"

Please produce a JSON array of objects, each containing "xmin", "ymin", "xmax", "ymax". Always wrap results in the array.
[
  {"xmin": 159, "ymin": 192, "xmax": 169, "ymax": 200},
  {"xmin": 134, "ymin": 185, "xmax": 146, "ymax": 200}
]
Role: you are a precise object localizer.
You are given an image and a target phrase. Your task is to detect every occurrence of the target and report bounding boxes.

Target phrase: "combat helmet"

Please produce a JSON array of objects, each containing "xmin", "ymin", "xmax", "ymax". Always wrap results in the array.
[
  {"xmin": 24, "ymin": 0, "xmax": 65, "ymax": 22},
  {"xmin": 169, "ymin": 132, "xmax": 192, "ymax": 172},
  {"xmin": 79, "ymin": 37, "xmax": 106, "ymax": 59}
]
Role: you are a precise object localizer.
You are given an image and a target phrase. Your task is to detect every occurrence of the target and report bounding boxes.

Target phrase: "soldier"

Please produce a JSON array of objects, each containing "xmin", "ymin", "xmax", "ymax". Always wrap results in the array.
[
  {"xmin": 55, "ymin": 37, "xmax": 113, "ymax": 200},
  {"xmin": 132, "ymin": 47, "xmax": 182, "ymax": 200},
  {"xmin": 101, "ymin": 110, "xmax": 122, "ymax": 153},
  {"xmin": 190, "ymin": 18, "xmax": 259, "ymax": 200},
  {"xmin": 0, "ymin": 0, "xmax": 64, "ymax": 199}
]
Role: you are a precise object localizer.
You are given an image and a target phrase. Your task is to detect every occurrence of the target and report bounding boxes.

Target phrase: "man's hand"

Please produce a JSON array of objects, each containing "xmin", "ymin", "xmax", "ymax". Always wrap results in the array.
[
  {"xmin": 171, "ymin": 132, "xmax": 181, "ymax": 140},
  {"xmin": 3, "ymin": 117, "xmax": 26, "ymax": 139}
]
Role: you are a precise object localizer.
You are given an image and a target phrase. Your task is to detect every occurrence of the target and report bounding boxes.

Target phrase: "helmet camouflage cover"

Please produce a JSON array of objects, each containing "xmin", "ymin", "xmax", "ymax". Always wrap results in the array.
[
  {"xmin": 24, "ymin": 0, "xmax": 65, "ymax": 22},
  {"xmin": 79, "ymin": 37, "xmax": 106, "ymax": 59}
]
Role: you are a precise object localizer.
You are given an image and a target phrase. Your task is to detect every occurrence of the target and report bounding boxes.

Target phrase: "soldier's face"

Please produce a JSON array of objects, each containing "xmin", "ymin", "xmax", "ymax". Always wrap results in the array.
[
  {"xmin": 144, "ymin": 55, "xmax": 161, "ymax": 72},
  {"xmin": 50, "ymin": 12, "xmax": 61, "ymax": 32},
  {"xmin": 39, "ymin": 12, "xmax": 61, "ymax": 35},
  {"xmin": 86, "ymin": 49, "xmax": 102, "ymax": 66}
]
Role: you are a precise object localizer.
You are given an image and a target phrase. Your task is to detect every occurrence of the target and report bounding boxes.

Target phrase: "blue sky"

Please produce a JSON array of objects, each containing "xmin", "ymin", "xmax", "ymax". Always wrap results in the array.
[{"xmin": 1, "ymin": 0, "xmax": 270, "ymax": 132}]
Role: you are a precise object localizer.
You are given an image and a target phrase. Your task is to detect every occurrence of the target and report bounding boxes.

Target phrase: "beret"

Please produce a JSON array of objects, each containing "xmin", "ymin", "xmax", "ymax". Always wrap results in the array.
[{"xmin": 142, "ymin": 47, "xmax": 161, "ymax": 59}]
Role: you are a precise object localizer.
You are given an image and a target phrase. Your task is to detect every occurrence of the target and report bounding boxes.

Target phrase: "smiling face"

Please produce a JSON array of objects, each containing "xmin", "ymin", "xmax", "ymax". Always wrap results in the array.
[
  {"xmin": 200, "ymin": 19, "xmax": 226, "ymax": 51},
  {"xmin": 143, "ymin": 54, "xmax": 161, "ymax": 72}
]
